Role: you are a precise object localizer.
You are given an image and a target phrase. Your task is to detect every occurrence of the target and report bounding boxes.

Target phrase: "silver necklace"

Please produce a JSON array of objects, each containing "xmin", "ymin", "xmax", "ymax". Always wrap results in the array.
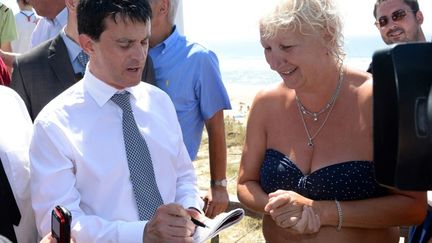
[
  {"xmin": 296, "ymin": 65, "xmax": 344, "ymax": 147},
  {"xmin": 295, "ymin": 67, "xmax": 344, "ymax": 122}
]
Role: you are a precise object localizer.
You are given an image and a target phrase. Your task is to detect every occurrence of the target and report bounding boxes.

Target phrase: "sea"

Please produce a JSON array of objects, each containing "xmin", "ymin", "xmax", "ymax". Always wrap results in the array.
[{"xmin": 204, "ymin": 35, "xmax": 388, "ymax": 89}]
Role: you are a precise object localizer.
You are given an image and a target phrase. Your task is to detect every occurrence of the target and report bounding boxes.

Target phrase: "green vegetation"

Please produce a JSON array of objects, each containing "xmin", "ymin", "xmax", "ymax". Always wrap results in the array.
[
  {"xmin": 195, "ymin": 116, "xmax": 264, "ymax": 242},
  {"xmin": 225, "ymin": 116, "xmax": 246, "ymax": 148}
]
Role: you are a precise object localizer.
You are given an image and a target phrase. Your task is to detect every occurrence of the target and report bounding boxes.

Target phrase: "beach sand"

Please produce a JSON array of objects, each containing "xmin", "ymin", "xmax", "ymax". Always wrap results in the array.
[{"xmin": 224, "ymin": 83, "xmax": 268, "ymax": 124}]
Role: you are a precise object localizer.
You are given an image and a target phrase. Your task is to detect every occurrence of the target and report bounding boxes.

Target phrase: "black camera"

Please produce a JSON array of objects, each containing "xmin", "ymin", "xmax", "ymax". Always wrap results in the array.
[
  {"xmin": 372, "ymin": 42, "xmax": 432, "ymax": 190},
  {"xmin": 51, "ymin": 205, "xmax": 71, "ymax": 243}
]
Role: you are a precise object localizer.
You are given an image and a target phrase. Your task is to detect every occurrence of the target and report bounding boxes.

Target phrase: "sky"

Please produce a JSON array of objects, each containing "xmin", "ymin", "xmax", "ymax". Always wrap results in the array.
[
  {"xmin": 181, "ymin": 0, "xmax": 432, "ymax": 45},
  {"xmin": 2, "ymin": 0, "xmax": 431, "ymax": 45}
]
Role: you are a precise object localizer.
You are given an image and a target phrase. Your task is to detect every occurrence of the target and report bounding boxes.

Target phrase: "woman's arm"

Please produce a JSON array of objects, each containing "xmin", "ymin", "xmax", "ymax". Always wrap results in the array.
[
  {"xmin": 237, "ymin": 91, "xmax": 271, "ymax": 214},
  {"xmin": 316, "ymin": 189, "xmax": 427, "ymax": 229},
  {"xmin": 266, "ymin": 188, "xmax": 427, "ymax": 231}
]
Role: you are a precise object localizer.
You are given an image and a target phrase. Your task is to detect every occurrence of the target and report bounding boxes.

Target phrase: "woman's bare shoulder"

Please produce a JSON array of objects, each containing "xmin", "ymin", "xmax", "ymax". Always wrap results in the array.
[
  {"xmin": 249, "ymin": 82, "xmax": 288, "ymax": 120},
  {"xmin": 253, "ymin": 82, "xmax": 288, "ymax": 104},
  {"xmin": 346, "ymin": 67, "xmax": 372, "ymax": 86},
  {"xmin": 345, "ymin": 67, "xmax": 373, "ymax": 97}
]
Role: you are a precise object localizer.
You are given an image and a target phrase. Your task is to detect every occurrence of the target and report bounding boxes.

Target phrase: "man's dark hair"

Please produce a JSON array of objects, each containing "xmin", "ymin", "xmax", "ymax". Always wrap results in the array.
[
  {"xmin": 77, "ymin": 0, "xmax": 152, "ymax": 41},
  {"xmin": 373, "ymin": 0, "xmax": 420, "ymax": 18}
]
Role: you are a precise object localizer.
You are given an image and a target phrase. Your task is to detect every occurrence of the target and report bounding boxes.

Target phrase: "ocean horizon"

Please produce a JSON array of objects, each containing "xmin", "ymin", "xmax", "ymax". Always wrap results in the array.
[{"xmin": 204, "ymin": 35, "xmax": 387, "ymax": 88}]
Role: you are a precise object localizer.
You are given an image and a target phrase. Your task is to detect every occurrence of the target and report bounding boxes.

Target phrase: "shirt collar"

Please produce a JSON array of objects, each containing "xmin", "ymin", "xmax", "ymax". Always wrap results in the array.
[
  {"xmin": 83, "ymin": 69, "xmax": 139, "ymax": 108},
  {"xmin": 48, "ymin": 7, "xmax": 68, "ymax": 27},
  {"xmin": 151, "ymin": 25, "xmax": 181, "ymax": 54},
  {"xmin": 60, "ymin": 29, "xmax": 82, "ymax": 63}
]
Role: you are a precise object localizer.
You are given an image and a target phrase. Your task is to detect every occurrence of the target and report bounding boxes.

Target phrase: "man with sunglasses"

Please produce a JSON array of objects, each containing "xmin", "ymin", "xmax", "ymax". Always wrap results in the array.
[
  {"xmin": 374, "ymin": 0, "xmax": 426, "ymax": 45},
  {"xmin": 373, "ymin": 2, "xmax": 430, "ymax": 242},
  {"xmin": 367, "ymin": 0, "xmax": 427, "ymax": 72}
]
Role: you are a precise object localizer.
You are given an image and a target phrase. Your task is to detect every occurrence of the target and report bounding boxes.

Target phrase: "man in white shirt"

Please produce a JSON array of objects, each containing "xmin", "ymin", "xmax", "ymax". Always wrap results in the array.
[
  {"xmin": 12, "ymin": 0, "xmax": 40, "ymax": 54},
  {"xmin": 29, "ymin": 0, "xmax": 67, "ymax": 49},
  {"xmin": 0, "ymin": 0, "xmax": 66, "ymax": 68},
  {"xmin": 30, "ymin": 0, "xmax": 205, "ymax": 242},
  {"xmin": 0, "ymin": 86, "xmax": 37, "ymax": 243}
]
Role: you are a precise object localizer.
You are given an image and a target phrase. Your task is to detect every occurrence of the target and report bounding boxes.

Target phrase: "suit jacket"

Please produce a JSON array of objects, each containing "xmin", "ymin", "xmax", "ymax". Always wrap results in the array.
[{"xmin": 11, "ymin": 34, "xmax": 155, "ymax": 121}]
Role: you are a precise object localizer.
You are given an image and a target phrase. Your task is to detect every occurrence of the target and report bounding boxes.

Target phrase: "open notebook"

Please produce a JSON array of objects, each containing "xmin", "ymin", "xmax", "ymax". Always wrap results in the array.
[{"xmin": 193, "ymin": 208, "xmax": 245, "ymax": 243}]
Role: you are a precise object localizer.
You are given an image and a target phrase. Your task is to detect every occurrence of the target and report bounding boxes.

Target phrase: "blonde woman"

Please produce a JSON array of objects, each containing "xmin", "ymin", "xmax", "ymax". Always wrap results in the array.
[{"xmin": 237, "ymin": 0, "xmax": 427, "ymax": 242}]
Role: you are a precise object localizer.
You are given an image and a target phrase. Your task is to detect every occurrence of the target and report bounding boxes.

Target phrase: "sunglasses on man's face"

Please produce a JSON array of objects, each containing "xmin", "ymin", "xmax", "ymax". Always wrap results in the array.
[{"xmin": 375, "ymin": 9, "xmax": 416, "ymax": 28}]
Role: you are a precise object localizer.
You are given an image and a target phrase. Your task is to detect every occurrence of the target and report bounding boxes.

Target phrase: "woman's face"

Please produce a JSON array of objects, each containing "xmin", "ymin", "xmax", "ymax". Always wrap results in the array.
[{"xmin": 260, "ymin": 27, "xmax": 329, "ymax": 89}]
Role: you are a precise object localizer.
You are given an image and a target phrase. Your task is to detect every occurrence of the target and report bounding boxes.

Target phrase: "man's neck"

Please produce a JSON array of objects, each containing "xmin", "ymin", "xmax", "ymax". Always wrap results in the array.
[
  {"xmin": 150, "ymin": 24, "xmax": 175, "ymax": 48},
  {"xmin": 419, "ymin": 31, "xmax": 427, "ymax": 42},
  {"xmin": 20, "ymin": 5, "xmax": 33, "ymax": 11},
  {"xmin": 64, "ymin": 22, "xmax": 79, "ymax": 44},
  {"xmin": 46, "ymin": 5, "xmax": 66, "ymax": 21}
]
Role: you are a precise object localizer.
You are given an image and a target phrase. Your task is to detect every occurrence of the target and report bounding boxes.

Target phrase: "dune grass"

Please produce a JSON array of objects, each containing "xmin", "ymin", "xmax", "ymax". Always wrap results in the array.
[{"xmin": 194, "ymin": 116, "xmax": 265, "ymax": 242}]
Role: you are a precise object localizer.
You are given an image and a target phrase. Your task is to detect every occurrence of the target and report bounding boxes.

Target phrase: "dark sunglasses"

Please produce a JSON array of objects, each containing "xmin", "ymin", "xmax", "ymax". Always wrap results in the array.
[{"xmin": 375, "ymin": 9, "xmax": 416, "ymax": 28}]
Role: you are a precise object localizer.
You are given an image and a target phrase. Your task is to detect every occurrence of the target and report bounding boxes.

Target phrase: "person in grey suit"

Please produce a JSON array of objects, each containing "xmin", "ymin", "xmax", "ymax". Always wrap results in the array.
[{"xmin": 11, "ymin": 0, "xmax": 155, "ymax": 121}]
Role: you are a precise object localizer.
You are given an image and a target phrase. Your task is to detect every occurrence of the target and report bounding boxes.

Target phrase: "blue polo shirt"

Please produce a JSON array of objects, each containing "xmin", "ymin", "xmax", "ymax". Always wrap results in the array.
[{"xmin": 149, "ymin": 27, "xmax": 231, "ymax": 160}]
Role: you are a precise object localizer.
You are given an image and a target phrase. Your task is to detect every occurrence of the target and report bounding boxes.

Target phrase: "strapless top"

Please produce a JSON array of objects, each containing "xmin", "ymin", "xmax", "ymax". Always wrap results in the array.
[{"xmin": 260, "ymin": 149, "xmax": 388, "ymax": 201}]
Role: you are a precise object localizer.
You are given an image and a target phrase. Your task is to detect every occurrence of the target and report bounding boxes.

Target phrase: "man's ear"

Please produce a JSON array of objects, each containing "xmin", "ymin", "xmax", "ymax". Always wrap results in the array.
[
  {"xmin": 159, "ymin": 0, "xmax": 170, "ymax": 16},
  {"xmin": 65, "ymin": 0, "xmax": 76, "ymax": 11},
  {"xmin": 415, "ymin": 10, "xmax": 424, "ymax": 25},
  {"xmin": 78, "ymin": 34, "xmax": 93, "ymax": 55}
]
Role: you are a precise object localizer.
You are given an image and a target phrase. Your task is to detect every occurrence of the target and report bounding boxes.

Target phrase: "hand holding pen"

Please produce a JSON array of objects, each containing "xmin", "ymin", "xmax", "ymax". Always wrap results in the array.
[{"xmin": 191, "ymin": 217, "xmax": 209, "ymax": 228}]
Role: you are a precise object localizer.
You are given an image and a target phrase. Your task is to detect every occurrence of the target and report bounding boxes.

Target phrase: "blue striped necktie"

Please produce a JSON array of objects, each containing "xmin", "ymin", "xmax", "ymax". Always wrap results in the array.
[{"xmin": 111, "ymin": 92, "xmax": 163, "ymax": 220}]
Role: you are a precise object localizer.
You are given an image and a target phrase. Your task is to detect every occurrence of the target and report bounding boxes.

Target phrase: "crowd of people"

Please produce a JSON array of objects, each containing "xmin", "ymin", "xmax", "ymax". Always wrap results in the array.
[{"xmin": 0, "ymin": 0, "xmax": 430, "ymax": 242}]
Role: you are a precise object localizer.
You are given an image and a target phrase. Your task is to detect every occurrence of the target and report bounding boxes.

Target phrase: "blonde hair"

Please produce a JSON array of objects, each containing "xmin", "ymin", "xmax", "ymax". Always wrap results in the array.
[{"xmin": 260, "ymin": 0, "xmax": 345, "ymax": 60}]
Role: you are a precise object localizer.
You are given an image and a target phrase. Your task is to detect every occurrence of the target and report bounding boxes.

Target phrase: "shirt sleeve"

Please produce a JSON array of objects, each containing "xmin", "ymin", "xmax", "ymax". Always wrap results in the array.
[
  {"xmin": 0, "ymin": 7, "xmax": 18, "ymax": 44},
  {"xmin": 161, "ymin": 91, "xmax": 204, "ymax": 210},
  {"xmin": 174, "ymin": 139, "xmax": 205, "ymax": 210},
  {"xmin": 196, "ymin": 50, "xmax": 231, "ymax": 120},
  {"xmin": 30, "ymin": 121, "xmax": 145, "ymax": 243}
]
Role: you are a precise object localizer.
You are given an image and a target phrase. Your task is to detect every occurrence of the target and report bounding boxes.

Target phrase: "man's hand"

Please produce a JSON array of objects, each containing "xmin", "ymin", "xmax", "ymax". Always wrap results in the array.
[
  {"xmin": 0, "ymin": 49, "xmax": 18, "ymax": 68},
  {"xmin": 39, "ymin": 233, "xmax": 76, "ymax": 243},
  {"xmin": 204, "ymin": 186, "xmax": 229, "ymax": 218},
  {"xmin": 143, "ymin": 203, "xmax": 196, "ymax": 243}
]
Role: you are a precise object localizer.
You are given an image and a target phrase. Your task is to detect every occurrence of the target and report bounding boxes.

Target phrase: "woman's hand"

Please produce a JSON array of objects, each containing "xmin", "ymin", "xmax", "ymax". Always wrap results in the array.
[
  {"xmin": 287, "ymin": 206, "xmax": 321, "ymax": 234},
  {"xmin": 264, "ymin": 190, "xmax": 303, "ymax": 227},
  {"xmin": 264, "ymin": 190, "xmax": 321, "ymax": 234}
]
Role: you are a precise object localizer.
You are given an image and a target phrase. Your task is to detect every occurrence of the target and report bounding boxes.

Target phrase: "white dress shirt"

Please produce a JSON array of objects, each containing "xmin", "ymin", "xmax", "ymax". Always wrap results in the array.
[
  {"xmin": 30, "ymin": 69, "xmax": 204, "ymax": 242},
  {"xmin": 29, "ymin": 7, "xmax": 67, "ymax": 49},
  {"xmin": 0, "ymin": 86, "xmax": 38, "ymax": 243},
  {"xmin": 12, "ymin": 10, "xmax": 40, "ymax": 53}
]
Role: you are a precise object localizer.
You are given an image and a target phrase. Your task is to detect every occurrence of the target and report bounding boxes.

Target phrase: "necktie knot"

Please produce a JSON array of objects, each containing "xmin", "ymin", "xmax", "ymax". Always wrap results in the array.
[
  {"xmin": 111, "ymin": 92, "xmax": 132, "ymax": 113},
  {"xmin": 77, "ymin": 50, "xmax": 89, "ymax": 69}
]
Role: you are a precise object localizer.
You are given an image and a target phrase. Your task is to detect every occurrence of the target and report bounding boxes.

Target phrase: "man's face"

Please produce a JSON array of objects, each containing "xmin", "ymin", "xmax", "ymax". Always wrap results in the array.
[
  {"xmin": 148, "ymin": 0, "xmax": 164, "ymax": 47},
  {"xmin": 85, "ymin": 17, "xmax": 150, "ymax": 89},
  {"xmin": 375, "ymin": 0, "xmax": 424, "ymax": 44},
  {"xmin": 28, "ymin": 0, "xmax": 65, "ymax": 19}
]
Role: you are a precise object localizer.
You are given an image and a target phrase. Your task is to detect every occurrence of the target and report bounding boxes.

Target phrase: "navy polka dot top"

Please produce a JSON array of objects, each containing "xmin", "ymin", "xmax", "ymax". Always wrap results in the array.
[{"xmin": 260, "ymin": 149, "xmax": 388, "ymax": 201}]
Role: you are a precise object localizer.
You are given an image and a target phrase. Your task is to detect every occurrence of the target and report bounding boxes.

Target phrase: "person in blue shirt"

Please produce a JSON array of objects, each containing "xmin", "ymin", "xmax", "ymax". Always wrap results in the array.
[{"xmin": 147, "ymin": 0, "xmax": 232, "ymax": 218}]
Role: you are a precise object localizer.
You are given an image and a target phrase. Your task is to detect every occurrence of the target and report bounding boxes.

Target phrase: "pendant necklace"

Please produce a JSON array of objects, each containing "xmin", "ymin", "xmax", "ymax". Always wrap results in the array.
[
  {"xmin": 296, "ymin": 64, "xmax": 344, "ymax": 148},
  {"xmin": 295, "ymin": 66, "xmax": 344, "ymax": 122}
]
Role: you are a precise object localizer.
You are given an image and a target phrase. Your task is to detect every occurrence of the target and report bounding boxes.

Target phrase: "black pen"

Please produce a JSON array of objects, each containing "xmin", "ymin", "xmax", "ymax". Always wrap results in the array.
[{"xmin": 191, "ymin": 217, "xmax": 209, "ymax": 228}]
